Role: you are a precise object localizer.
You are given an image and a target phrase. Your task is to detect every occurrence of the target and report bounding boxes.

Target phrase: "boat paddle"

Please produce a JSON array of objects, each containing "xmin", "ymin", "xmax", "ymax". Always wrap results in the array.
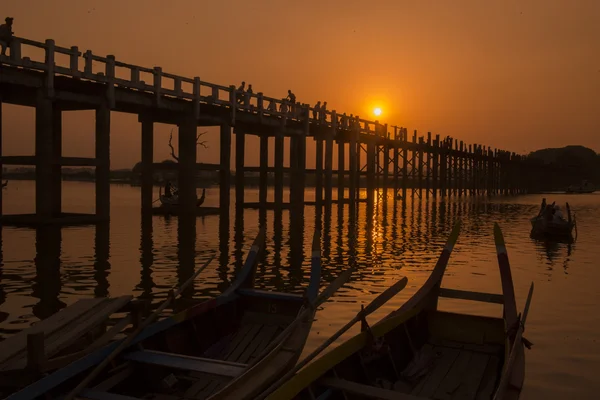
[
  {"xmin": 64, "ymin": 253, "xmax": 216, "ymax": 400},
  {"xmin": 248, "ymin": 265, "xmax": 355, "ymax": 368},
  {"xmin": 257, "ymin": 275, "xmax": 409, "ymax": 399},
  {"xmin": 493, "ymin": 281, "xmax": 534, "ymax": 400}
]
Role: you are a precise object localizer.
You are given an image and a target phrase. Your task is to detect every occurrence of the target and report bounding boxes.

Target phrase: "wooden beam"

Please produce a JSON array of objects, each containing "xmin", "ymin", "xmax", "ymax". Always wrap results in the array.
[
  {"xmin": 320, "ymin": 377, "xmax": 429, "ymax": 400},
  {"xmin": 438, "ymin": 288, "xmax": 504, "ymax": 305}
]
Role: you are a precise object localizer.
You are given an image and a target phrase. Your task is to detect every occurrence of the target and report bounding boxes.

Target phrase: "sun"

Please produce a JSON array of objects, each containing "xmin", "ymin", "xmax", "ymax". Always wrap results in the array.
[{"xmin": 373, "ymin": 107, "xmax": 382, "ymax": 117}]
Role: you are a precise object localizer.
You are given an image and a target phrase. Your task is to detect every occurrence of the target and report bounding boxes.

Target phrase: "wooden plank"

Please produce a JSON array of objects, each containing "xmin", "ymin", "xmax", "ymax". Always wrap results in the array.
[
  {"xmin": 227, "ymin": 324, "xmax": 262, "ymax": 362},
  {"xmin": 237, "ymin": 288, "xmax": 304, "ymax": 301},
  {"xmin": 451, "ymin": 353, "xmax": 490, "ymax": 400},
  {"xmin": 0, "ymin": 298, "xmax": 106, "ymax": 366},
  {"xmin": 222, "ymin": 324, "xmax": 254, "ymax": 360},
  {"xmin": 434, "ymin": 350, "xmax": 473, "ymax": 400},
  {"xmin": 122, "ymin": 350, "xmax": 247, "ymax": 377},
  {"xmin": 241, "ymin": 311, "xmax": 295, "ymax": 326},
  {"xmin": 475, "ymin": 355, "xmax": 500, "ymax": 400},
  {"xmin": 412, "ymin": 347, "xmax": 460, "ymax": 397},
  {"xmin": 76, "ymin": 390, "xmax": 142, "ymax": 400},
  {"xmin": 428, "ymin": 339, "xmax": 502, "ymax": 356},
  {"xmin": 238, "ymin": 324, "xmax": 277, "ymax": 364},
  {"xmin": 320, "ymin": 377, "xmax": 428, "ymax": 400},
  {"xmin": 92, "ymin": 365, "xmax": 134, "ymax": 391},
  {"xmin": 438, "ymin": 288, "xmax": 504, "ymax": 305}
]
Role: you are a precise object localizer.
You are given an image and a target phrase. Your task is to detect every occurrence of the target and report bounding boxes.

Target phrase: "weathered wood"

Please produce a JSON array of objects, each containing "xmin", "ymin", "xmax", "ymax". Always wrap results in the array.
[
  {"xmin": 123, "ymin": 350, "xmax": 246, "ymax": 377},
  {"xmin": 438, "ymin": 288, "xmax": 504, "ymax": 305},
  {"xmin": 320, "ymin": 377, "xmax": 428, "ymax": 400}
]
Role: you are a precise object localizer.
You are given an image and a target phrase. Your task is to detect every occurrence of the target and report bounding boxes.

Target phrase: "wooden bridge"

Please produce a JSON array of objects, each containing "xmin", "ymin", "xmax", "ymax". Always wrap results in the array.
[{"xmin": 0, "ymin": 36, "xmax": 541, "ymax": 226}]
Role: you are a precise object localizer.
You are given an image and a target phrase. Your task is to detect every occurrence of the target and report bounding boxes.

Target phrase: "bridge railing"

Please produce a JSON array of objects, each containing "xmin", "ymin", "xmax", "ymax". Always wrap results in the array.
[{"xmin": 1, "ymin": 36, "xmax": 528, "ymax": 163}]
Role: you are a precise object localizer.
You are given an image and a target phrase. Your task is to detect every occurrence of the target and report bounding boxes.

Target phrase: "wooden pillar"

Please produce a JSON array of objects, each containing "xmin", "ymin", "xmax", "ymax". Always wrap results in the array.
[
  {"xmin": 458, "ymin": 141, "xmax": 464, "ymax": 197},
  {"xmin": 432, "ymin": 135, "xmax": 439, "ymax": 198},
  {"xmin": 324, "ymin": 132, "xmax": 334, "ymax": 208},
  {"xmin": 0, "ymin": 98, "xmax": 2, "ymax": 217},
  {"xmin": 95, "ymin": 105, "xmax": 111, "ymax": 220},
  {"xmin": 51, "ymin": 107, "xmax": 62, "ymax": 216},
  {"xmin": 440, "ymin": 141, "xmax": 447, "ymax": 198},
  {"xmin": 425, "ymin": 133, "xmax": 431, "ymax": 198},
  {"xmin": 393, "ymin": 129, "xmax": 400, "ymax": 200},
  {"xmin": 417, "ymin": 137, "xmax": 423, "ymax": 196},
  {"xmin": 259, "ymin": 135, "xmax": 268, "ymax": 206},
  {"xmin": 383, "ymin": 144, "xmax": 390, "ymax": 195},
  {"xmin": 356, "ymin": 142, "xmax": 362, "ymax": 199},
  {"xmin": 140, "ymin": 116, "xmax": 154, "ymax": 213},
  {"xmin": 274, "ymin": 133, "xmax": 284, "ymax": 209},
  {"xmin": 349, "ymin": 128, "xmax": 358, "ymax": 204},
  {"xmin": 298, "ymin": 135, "xmax": 307, "ymax": 210},
  {"xmin": 402, "ymin": 132, "xmax": 408, "ymax": 200},
  {"xmin": 289, "ymin": 135, "xmax": 299, "ymax": 206},
  {"xmin": 337, "ymin": 141, "xmax": 345, "ymax": 201},
  {"xmin": 235, "ymin": 130, "xmax": 245, "ymax": 210},
  {"xmin": 178, "ymin": 116, "xmax": 197, "ymax": 217},
  {"xmin": 366, "ymin": 141, "xmax": 376, "ymax": 205},
  {"xmin": 315, "ymin": 138, "xmax": 323, "ymax": 206},
  {"xmin": 219, "ymin": 124, "xmax": 231, "ymax": 212},
  {"xmin": 35, "ymin": 94, "xmax": 53, "ymax": 219}
]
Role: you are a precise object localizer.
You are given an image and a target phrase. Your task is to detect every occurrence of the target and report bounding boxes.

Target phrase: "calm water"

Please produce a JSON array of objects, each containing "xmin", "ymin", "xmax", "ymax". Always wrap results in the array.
[{"xmin": 1, "ymin": 181, "xmax": 599, "ymax": 399}]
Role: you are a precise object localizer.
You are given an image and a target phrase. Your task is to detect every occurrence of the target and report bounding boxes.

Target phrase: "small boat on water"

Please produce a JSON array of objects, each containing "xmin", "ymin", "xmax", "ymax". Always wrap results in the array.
[
  {"xmin": 8, "ymin": 228, "xmax": 328, "ymax": 400},
  {"xmin": 260, "ymin": 221, "xmax": 534, "ymax": 400},
  {"xmin": 159, "ymin": 187, "xmax": 206, "ymax": 207},
  {"xmin": 153, "ymin": 187, "xmax": 221, "ymax": 216},
  {"xmin": 530, "ymin": 198, "xmax": 576, "ymax": 238},
  {"xmin": 566, "ymin": 180, "xmax": 595, "ymax": 194}
]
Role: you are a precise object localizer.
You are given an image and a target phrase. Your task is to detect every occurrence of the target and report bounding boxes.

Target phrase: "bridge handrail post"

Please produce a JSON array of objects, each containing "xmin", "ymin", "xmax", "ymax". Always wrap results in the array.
[
  {"xmin": 153, "ymin": 66, "xmax": 162, "ymax": 107},
  {"xmin": 303, "ymin": 103, "xmax": 310, "ymax": 135},
  {"xmin": 83, "ymin": 50, "xmax": 93, "ymax": 77},
  {"xmin": 7, "ymin": 37, "xmax": 21, "ymax": 61},
  {"xmin": 193, "ymin": 77, "xmax": 201, "ymax": 118},
  {"xmin": 257, "ymin": 92, "xmax": 264, "ymax": 123},
  {"xmin": 106, "ymin": 55, "xmax": 116, "ymax": 108},
  {"xmin": 228, "ymin": 85, "xmax": 236, "ymax": 125},
  {"xmin": 44, "ymin": 39, "xmax": 55, "ymax": 97},
  {"xmin": 69, "ymin": 46, "xmax": 80, "ymax": 77}
]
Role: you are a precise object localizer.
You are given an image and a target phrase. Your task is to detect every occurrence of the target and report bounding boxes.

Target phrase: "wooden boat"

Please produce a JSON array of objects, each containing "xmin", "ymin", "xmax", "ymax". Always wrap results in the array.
[
  {"xmin": 261, "ymin": 221, "xmax": 534, "ymax": 400},
  {"xmin": 159, "ymin": 187, "xmax": 206, "ymax": 207},
  {"xmin": 7, "ymin": 228, "xmax": 324, "ymax": 400},
  {"xmin": 530, "ymin": 198, "xmax": 576, "ymax": 238}
]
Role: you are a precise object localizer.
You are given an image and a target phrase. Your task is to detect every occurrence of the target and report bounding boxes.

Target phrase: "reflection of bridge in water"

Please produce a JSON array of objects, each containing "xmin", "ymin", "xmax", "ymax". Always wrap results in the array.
[{"xmin": 0, "ymin": 195, "xmax": 539, "ymax": 331}]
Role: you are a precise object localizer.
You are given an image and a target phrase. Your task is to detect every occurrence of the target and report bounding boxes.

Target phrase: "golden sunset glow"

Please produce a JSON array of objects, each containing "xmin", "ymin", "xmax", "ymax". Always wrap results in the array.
[{"xmin": 373, "ymin": 107, "xmax": 382, "ymax": 117}]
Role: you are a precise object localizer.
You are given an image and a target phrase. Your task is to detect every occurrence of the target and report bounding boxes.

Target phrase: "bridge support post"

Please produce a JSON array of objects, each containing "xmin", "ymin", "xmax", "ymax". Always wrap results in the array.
[
  {"xmin": 177, "ymin": 116, "xmax": 197, "ymax": 218},
  {"xmin": 219, "ymin": 124, "xmax": 231, "ymax": 213},
  {"xmin": 235, "ymin": 129, "xmax": 245, "ymax": 213},
  {"xmin": 259, "ymin": 135, "xmax": 268, "ymax": 207},
  {"xmin": 324, "ymin": 132, "xmax": 333, "ymax": 208},
  {"xmin": 315, "ymin": 138, "xmax": 323, "ymax": 207},
  {"xmin": 0, "ymin": 97, "xmax": 4, "ymax": 217},
  {"xmin": 95, "ymin": 104, "xmax": 110, "ymax": 221},
  {"xmin": 337, "ymin": 141, "xmax": 345, "ymax": 203},
  {"xmin": 140, "ymin": 115, "xmax": 154, "ymax": 213},
  {"xmin": 35, "ymin": 94, "xmax": 55, "ymax": 219},
  {"xmin": 289, "ymin": 135, "xmax": 299, "ymax": 208},
  {"xmin": 366, "ymin": 141, "xmax": 376, "ymax": 206},
  {"xmin": 432, "ymin": 135, "xmax": 439, "ymax": 198},
  {"xmin": 274, "ymin": 133, "xmax": 284, "ymax": 210},
  {"xmin": 51, "ymin": 107, "xmax": 62, "ymax": 216},
  {"xmin": 348, "ymin": 126, "xmax": 357, "ymax": 206},
  {"xmin": 297, "ymin": 135, "xmax": 306, "ymax": 212}
]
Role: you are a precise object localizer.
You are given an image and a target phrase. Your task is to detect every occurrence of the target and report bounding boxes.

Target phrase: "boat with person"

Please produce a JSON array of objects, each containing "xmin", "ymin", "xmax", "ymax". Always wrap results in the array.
[
  {"xmin": 6, "ymin": 228, "xmax": 362, "ymax": 400},
  {"xmin": 530, "ymin": 198, "xmax": 576, "ymax": 238},
  {"xmin": 259, "ymin": 221, "xmax": 534, "ymax": 400},
  {"xmin": 153, "ymin": 186, "xmax": 221, "ymax": 216}
]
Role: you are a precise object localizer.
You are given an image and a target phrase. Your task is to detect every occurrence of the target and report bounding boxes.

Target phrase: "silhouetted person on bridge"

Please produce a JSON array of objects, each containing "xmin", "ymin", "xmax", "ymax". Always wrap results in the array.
[
  {"xmin": 0, "ymin": 17, "xmax": 14, "ymax": 56},
  {"xmin": 245, "ymin": 84, "xmax": 253, "ymax": 105},
  {"xmin": 313, "ymin": 101, "xmax": 321, "ymax": 120},
  {"xmin": 286, "ymin": 90, "xmax": 296, "ymax": 104},
  {"xmin": 320, "ymin": 101, "xmax": 327, "ymax": 122},
  {"xmin": 236, "ymin": 81, "xmax": 245, "ymax": 104}
]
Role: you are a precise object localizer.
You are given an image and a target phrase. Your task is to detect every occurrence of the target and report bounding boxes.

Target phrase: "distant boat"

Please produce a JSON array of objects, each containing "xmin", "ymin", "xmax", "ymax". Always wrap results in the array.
[
  {"xmin": 530, "ymin": 198, "xmax": 576, "ymax": 238},
  {"xmin": 566, "ymin": 180, "xmax": 595, "ymax": 194},
  {"xmin": 158, "ymin": 187, "xmax": 206, "ymax": 207}
]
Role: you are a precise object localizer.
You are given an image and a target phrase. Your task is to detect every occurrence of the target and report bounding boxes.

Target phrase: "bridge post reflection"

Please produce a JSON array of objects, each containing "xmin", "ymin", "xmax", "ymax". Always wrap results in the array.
[
  {"xmin": 32, "ymin": 226, "xmax": 65, "ymax": 320},
  {"xmin": 138, "ymin": 213, "xmax": 155, "ymax": 302},
  {"xmin": 93, "ymin": 222, "xmax": 110, "ymax": 298},
  {"xmin": 176, "ymin": 212, "xmax": 196, "ymax": 308}
]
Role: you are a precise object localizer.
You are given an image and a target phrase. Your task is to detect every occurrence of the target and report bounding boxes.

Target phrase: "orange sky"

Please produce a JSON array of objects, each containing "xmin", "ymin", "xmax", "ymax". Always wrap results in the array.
[{"xmin": 1, "ymin": 0, "xmax": 599, "ymax": 169}]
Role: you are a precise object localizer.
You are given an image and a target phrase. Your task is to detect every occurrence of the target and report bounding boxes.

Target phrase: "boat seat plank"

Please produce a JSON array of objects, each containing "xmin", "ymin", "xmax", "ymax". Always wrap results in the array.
[
  {"xmin": 122, "ymin": 350, "xmax": 246, "ymax": 378},
  {"xmin": 237, "ymin": 288, "xmax": 304, "ymax": 301},
  {"xmin": 320, "ymin": 377, "xmax": 429, "ymax": 400},
  {"xmin": 475, "ymin": 355, "xmax": 500, "ymax": 400},
  {"xmin": 412, "ymin": 346, "xmax": 460, "ymax": 397},
  {"xmin": 428, "ymin": 338, "xmax": 502, "ymax": 356},
  {"xmin": 451, "ymin": 352, "xmax": 490, "ymax": 400},
  {"xmin": 438, "ymin": 288, "xmax": 504, "ymax": 305},
  {"xmin": 0, "ymin": 298, "xmax": 107, "ymax": 366},
  {"xmin": 434, "ymin": 350, "xmax": 473, "ymax": 400},
  {"xmin": 220, "ymin": 324, "xmax": 254, "ymax": 360}
]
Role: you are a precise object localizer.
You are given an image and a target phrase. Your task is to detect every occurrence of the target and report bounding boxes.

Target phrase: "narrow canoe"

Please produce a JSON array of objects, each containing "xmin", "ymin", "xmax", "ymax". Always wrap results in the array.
[
  {"xmin": 9, "ymin": 226, "xmax": 318, "ymax": 400},
  {"xmin": 263, "ymin": 221, "xmax": 533, "ymax": 400}
]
